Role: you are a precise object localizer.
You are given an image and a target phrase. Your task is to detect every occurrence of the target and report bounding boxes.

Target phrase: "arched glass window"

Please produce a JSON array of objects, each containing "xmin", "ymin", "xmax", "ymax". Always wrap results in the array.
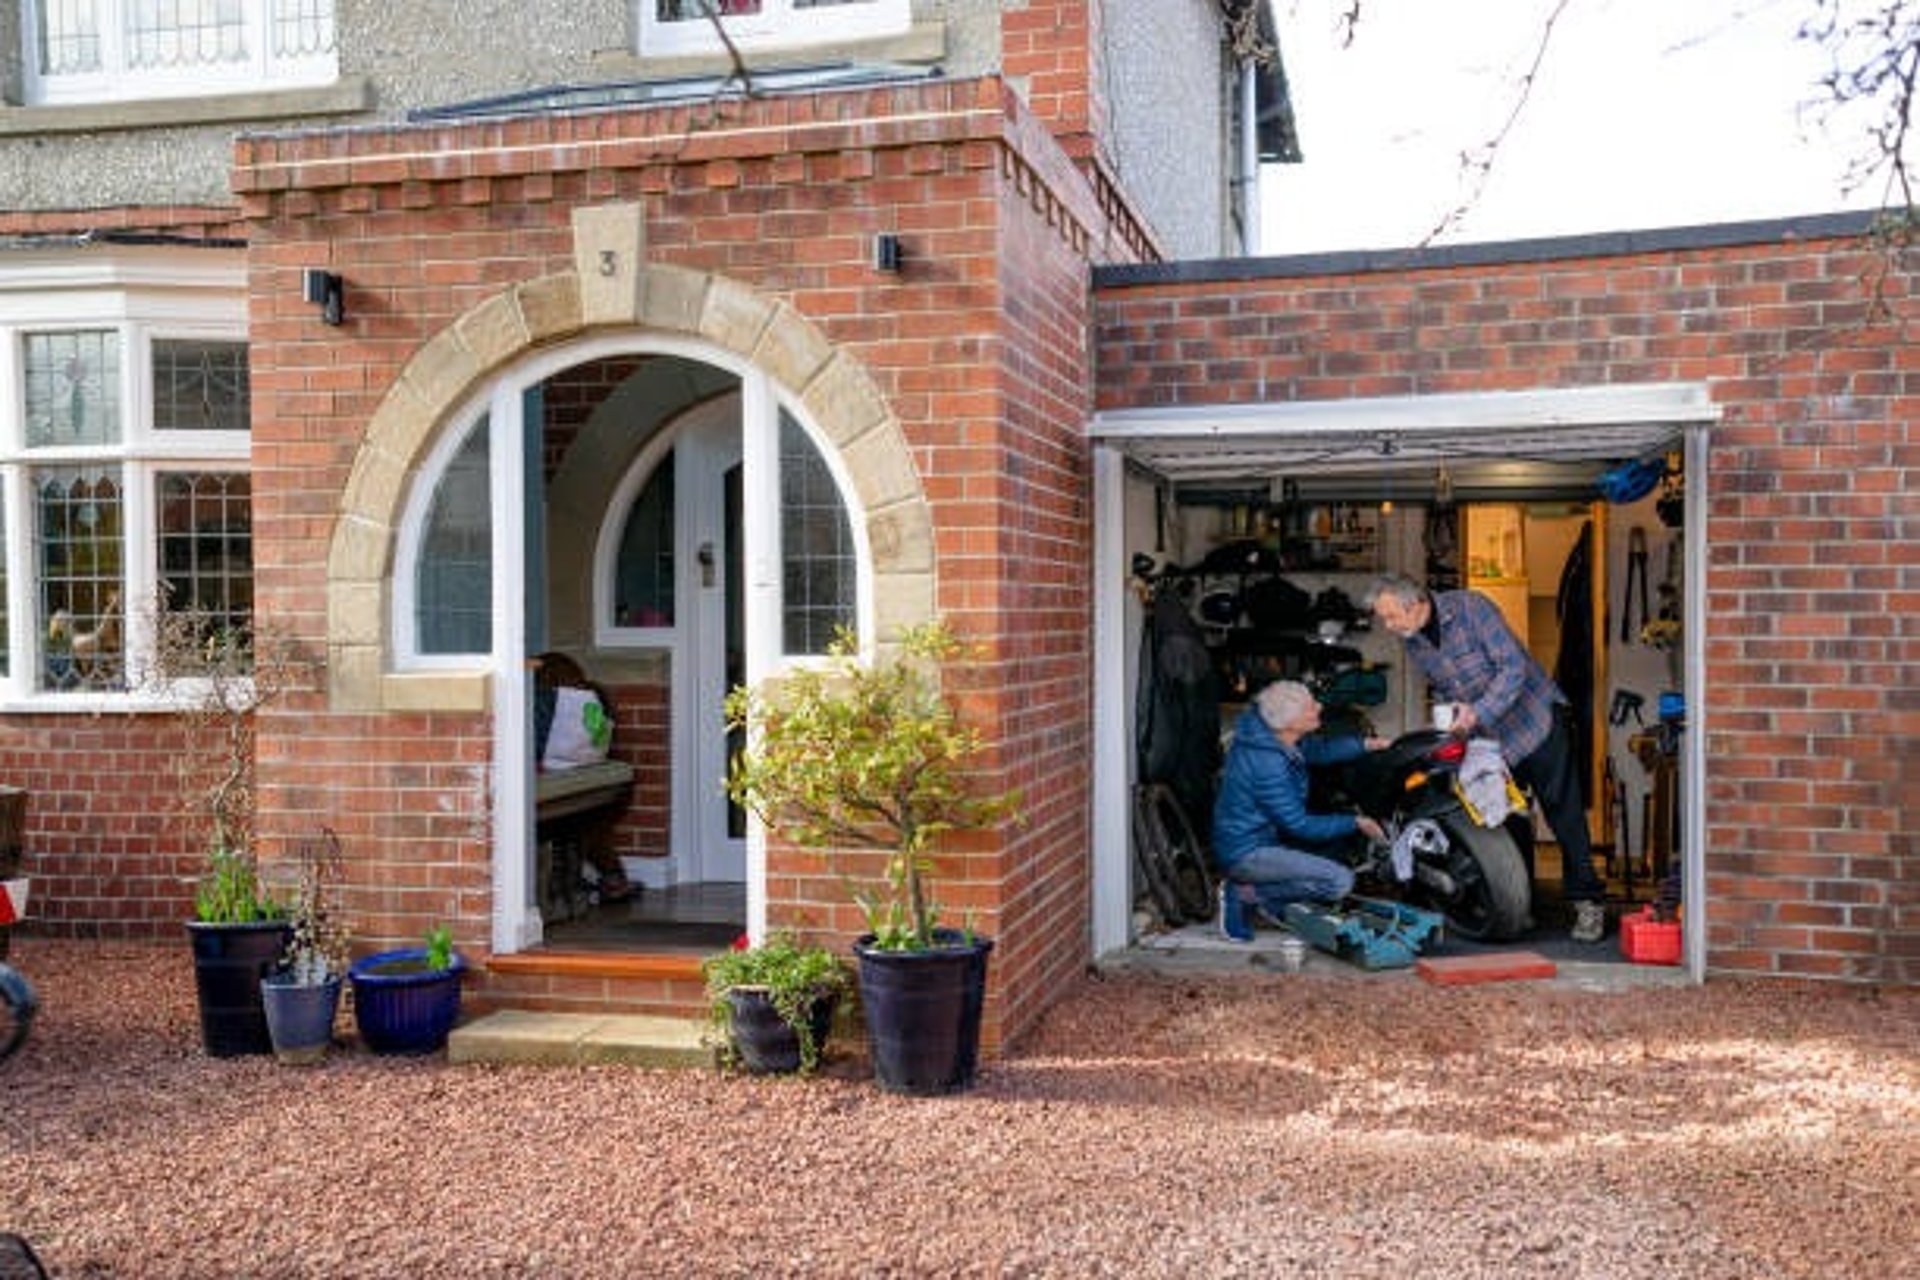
[
  {"xmin": 778, "ymin": 408, "xmax": 854, "ymax": 654},
  {"xmin": 415, "ymin": 414, "xmax": 492, "ymax": 654},
  {"xmin": 612, "ymin": 448, "xmax": 674, "ymax": 628}
]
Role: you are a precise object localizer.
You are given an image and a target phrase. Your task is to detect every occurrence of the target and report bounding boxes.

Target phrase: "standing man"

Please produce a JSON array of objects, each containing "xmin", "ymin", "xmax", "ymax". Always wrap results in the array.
[{"xmin": 1367, "ymin": 573, "xmax": 1609, "ymax": 942}]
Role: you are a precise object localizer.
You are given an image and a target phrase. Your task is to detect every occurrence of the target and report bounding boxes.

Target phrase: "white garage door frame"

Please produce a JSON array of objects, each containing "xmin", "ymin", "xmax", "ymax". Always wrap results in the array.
[{"xmin": 1089, "ymin": 383, "xmax": 1718, "ymax": 980}]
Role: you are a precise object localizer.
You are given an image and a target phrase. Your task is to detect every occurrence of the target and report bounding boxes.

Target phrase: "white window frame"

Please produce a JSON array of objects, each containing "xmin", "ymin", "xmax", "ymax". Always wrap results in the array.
[
  {"xmin": 22, "ymin": 0, "xmax": 338, "ymax": 106},
  {"xmin": 0, "ymin": 251, "xmax": 251, "ymax": 711},
  {"xmin": 636, "ymin": 0, "xmax": 910, "ymax": 58}
]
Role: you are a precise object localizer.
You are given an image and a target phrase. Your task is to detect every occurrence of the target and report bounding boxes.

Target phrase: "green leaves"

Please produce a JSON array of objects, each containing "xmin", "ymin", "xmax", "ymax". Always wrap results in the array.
[{"xmin": 725, "ymin": 621, "xmax": 1021, "ymax": 950}]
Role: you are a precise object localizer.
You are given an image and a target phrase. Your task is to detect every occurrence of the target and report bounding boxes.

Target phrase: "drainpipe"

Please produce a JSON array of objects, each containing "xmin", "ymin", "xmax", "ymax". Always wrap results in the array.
[{"xmin": 1239, "ymin": 57, "xmax": 1261, "ymax": 254}]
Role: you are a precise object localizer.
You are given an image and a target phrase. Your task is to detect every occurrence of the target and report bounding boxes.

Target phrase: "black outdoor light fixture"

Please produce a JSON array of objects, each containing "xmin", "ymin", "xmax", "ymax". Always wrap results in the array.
[
  {"xmin": 302, "ymin": 268, "xmax": 345, "ymax": 325},
  {"xmin": 873, "ymin": 232, "xmax": 903, "ymax": 273}
]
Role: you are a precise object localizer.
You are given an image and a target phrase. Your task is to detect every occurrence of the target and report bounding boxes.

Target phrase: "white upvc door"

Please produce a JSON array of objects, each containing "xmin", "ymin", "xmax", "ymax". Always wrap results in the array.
[{"xmin": 673, "ymin": 408, "xmax": 747, "ymax": 886}]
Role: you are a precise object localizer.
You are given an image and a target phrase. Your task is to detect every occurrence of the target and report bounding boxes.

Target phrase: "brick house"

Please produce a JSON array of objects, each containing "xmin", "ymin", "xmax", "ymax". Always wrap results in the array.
[
  {"xmin": 0, "ymin": 0, "xmax": 1911, "ymax": 1066},
  {"xmin": 0, "ymin": 0, "xmax": 1292, "ymax": 1051}
]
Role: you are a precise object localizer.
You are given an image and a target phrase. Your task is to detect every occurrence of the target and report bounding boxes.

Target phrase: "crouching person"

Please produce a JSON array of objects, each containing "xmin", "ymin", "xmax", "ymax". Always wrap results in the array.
[{"xmin": 1211, "ymin": 680, "xmax": 1386, "ymax": 942}]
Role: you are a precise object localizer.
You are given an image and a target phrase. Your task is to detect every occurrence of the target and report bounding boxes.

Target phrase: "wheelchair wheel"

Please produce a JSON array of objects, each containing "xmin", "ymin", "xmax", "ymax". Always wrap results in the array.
[
  {"xmin": 1132, "ymin": 784, "xmax": 1215, "ymax": 925},
  {"xmin": 0, "ymin": 963, "xmax": 36, "ymax": 1063}
]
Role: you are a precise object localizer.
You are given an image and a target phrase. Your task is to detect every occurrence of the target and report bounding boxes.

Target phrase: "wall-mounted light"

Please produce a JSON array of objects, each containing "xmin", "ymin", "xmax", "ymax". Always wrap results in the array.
[
  {"xmin": 873, "ymin": 233, "xmax": 903, "ymax": 274},
  {"xmin": 302, "ymin": 268, "xmax": 344, "ymax": 326}
]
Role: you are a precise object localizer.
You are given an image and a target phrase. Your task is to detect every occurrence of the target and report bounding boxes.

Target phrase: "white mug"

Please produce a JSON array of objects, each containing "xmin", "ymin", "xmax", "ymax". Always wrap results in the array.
[{"xmin": 1432, "ymin": 703, "xmax": 1457, "ymax": 732}]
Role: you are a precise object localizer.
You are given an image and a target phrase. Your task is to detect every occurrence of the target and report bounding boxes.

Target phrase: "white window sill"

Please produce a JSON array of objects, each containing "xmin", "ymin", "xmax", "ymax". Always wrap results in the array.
[
  {"xmin": 0, "ymin": 77, "xmax": 371, "ymax": 137},
  {"xmin": 594, "ymin": 19, "xmax": 944, "ymax": 82}
]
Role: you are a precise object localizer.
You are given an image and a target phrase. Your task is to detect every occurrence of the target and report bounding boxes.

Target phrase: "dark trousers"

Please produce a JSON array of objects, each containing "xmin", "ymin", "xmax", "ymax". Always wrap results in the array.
[{"xmin": 1513, "ymin": 709, "xmax": 1606, "ymax": 903}]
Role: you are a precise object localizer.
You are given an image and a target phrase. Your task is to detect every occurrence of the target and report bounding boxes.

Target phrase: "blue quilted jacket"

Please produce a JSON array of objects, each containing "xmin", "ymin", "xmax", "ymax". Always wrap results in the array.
[{"xmin": 1211, "ymin": 705, "xmax": 1366, "ymax": 869}]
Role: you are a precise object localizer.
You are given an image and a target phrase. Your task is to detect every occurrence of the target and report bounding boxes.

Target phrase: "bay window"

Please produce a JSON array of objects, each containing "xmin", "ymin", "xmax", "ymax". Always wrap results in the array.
[{"xmin": 1, "ymin": 279, "xmax": 251, "ymax": 702}]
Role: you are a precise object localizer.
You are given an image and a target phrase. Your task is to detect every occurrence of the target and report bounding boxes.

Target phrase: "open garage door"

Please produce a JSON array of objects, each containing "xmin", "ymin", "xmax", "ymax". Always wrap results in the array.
[{"xmin": 1086, "ymin": 382, "xmax": 1717, "ymax": 978}]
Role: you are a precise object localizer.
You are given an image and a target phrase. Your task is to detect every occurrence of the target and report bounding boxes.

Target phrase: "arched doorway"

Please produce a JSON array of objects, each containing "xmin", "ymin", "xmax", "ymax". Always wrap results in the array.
[{"xmin": 325, "ymin": 242, "xmax": 938, "ymax": 957}]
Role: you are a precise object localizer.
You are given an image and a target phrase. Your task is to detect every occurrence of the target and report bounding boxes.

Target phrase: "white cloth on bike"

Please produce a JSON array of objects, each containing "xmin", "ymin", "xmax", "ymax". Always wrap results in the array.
[
  {"xmin": 1459, "ymin": 737, "xmax": 1516, "ymax": 826},
  {"xmin": 1390, "ymin": 819, "xmax": 1447, "ymax": 882}
]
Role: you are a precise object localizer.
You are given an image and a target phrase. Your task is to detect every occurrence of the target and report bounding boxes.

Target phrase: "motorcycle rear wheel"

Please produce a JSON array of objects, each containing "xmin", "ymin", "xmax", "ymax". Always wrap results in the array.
[{"xmin": 1435, "ymin": 818, "xmax": 1532, "ymax": 941}]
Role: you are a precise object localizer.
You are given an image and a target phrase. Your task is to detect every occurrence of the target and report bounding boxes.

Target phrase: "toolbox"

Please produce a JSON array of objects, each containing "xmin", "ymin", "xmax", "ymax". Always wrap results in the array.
[{"xmin": 1282, "ymin": 896, "xmax": 1445, "ymax": 970}]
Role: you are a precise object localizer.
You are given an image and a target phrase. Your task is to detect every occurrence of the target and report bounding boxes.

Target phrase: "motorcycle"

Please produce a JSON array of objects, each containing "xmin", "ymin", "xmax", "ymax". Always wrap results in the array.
[{"xmin": 1306, "ymin": 728, "xmax": 1533, "ymax": 941}]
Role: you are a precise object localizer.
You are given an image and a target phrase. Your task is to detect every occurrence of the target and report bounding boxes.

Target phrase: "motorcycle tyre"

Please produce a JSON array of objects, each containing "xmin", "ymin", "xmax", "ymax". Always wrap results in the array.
[{"xmin": 1434, "ymin": 817, "xmax": 1532, "ymax": 942}]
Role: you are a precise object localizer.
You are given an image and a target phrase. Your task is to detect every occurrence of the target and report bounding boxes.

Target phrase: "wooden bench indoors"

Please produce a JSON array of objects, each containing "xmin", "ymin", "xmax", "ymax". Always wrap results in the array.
[{"xmin": 533, "ymin": 652, "xmax": 635, "ymax": 924}]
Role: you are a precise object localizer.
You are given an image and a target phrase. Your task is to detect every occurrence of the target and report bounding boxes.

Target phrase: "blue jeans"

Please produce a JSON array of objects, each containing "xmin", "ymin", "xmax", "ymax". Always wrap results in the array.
[{"xmin": 1222, "ymin": 845, "xmax": 1354, "ymax": 907}]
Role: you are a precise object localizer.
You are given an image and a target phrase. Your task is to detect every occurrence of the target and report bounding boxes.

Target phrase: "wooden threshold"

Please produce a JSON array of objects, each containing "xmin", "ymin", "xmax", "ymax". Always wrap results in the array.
[{"xmin": 485, "ymin": 950, "xmax": 704, "ymax": 982}]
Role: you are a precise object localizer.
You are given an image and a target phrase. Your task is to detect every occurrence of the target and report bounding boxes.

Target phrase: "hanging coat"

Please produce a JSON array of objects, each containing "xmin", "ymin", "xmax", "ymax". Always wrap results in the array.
[
  {"xmin": 1553, "ymin": 521, "xmax": 1595, "ymax": 803},
  {"xmin": 1135, "ymin": 589, "xmax": 1222, "ymax": 832}
]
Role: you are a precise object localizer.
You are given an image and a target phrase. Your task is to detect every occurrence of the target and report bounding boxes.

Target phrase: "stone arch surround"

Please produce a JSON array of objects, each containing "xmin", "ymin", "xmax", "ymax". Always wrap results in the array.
[{"xmin": 325, "ymin": 205, "xmax": 936, "ymax": 711}]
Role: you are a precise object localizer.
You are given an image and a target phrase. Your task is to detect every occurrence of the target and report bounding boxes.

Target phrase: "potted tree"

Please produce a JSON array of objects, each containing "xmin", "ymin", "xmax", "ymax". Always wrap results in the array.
[
  {"xmin": 725, "ymin": 620, "xmax": 1020, "ymax": 1095},
  {"xmin": 146, "ymin": 603, "xmax": 315, "ymax": 1058},
  {"xmin": 702, "ymin": 931, "xmax": 848, "ymax": 1075},
  {"xmin": 349, "ymin": 925, "xmax": 467, "ymax": 1055},
  {"xmin": 260, "ymin": 829, "xmax": 351, "ymax": 1065}
]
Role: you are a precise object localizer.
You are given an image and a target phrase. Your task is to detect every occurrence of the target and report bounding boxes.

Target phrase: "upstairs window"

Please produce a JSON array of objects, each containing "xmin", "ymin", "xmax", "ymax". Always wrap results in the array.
[
  {"xmin": 24, "ymin": 0, "xmax": 337, "ymax": 105},
  {"xmin": 639, "ymin": 0, "xmax": 908, "ymax": 58}
]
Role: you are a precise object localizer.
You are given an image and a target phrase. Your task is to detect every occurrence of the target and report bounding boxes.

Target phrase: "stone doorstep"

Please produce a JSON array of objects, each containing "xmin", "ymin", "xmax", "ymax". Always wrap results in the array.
[{"xmin": 447, "ymin": 1009, "xmax": 712, "ymax": 1069}]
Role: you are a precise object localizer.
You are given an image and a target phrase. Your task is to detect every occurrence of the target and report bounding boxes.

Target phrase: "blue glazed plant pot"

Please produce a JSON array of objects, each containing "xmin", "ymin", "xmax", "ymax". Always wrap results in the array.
[{"xmin": 348, "ymin": 947, "xmax": 466, "ymax": 1055}]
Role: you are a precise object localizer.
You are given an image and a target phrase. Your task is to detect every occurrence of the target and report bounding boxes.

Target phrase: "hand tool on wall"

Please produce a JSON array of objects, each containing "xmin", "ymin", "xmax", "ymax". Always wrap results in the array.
[{"xmin": 1621, "ymin": 525, "xmax": 1649, "ymax": 643}]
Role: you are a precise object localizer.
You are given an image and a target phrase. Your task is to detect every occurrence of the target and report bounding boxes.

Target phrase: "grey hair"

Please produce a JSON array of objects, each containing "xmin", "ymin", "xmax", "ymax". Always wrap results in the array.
[
  {"xmin": 1364, "ymin": 572, "xmax": 1428, "ymax": 611},
  {"xmin": 1254, "ymin": 679, "xmax": 1316, "ymax": 732}
]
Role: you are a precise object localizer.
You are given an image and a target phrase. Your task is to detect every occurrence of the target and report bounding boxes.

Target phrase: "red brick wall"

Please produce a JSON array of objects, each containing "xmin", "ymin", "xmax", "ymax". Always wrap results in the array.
[
  {"xmin": 1092, "ymin": 226, "xmax": 1919, "ymax": 985},
  {"xmin": 0, "ymin": 715, "xmax": 203, "ymax": 934}
]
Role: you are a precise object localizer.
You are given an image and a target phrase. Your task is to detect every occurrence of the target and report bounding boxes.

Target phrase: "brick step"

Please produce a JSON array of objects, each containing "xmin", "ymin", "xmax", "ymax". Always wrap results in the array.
[{"xmin": 447, "ymin": 1009, "xmax": 711, "ymax": 1068}]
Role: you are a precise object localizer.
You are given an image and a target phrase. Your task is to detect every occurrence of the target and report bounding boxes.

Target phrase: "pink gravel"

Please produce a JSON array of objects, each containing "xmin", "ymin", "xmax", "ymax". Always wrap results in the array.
[{"xmin": 1, "ymin": 937, "xmax": 1915, "ymax": 1278}]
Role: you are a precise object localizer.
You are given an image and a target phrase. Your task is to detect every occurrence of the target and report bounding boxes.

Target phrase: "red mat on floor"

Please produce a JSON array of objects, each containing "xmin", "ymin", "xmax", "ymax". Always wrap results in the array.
[{"xmin": 1416, "ymin": 950, "xmax": 1557, "ymax": 986}]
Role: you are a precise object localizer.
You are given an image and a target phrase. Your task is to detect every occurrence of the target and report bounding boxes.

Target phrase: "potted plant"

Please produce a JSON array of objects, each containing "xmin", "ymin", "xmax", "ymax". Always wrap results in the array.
[
  {"xmin": 260, "ymin": 829, "xmax": 351, "ymax": 1065},
  {"xmin": 349, "ymin": 924, "xmax": 467, "ymax": 1055},
  {"xmin": 725, "ymin": 620, "xmax": 1021, "ymax": 1095},
  {"xmin": 702, "ymin": 931, "xmax": 848, "ymax": 1075},
  {"xmin": 144, "ymin": 599, "xmax": 315, "ymax": 1057}
]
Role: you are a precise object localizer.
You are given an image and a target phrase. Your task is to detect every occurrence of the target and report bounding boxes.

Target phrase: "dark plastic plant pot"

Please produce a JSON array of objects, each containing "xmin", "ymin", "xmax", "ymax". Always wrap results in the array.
[
  {"xmin": 186, "ymin": 919, "xmax": 293, "ymax": 1058},
  {"xmin": 349, "ymin": 947, "xmax": 466, "ymax": 1055},
  {"xmin": 724, "ymin": 986, "xmax": 837, "ymax": 1075},
  {"xmin": 261, "ymin": 972, "xmax": 343, "ymax": 1065},
  {"xmin": 852, "ymin": 930, "xmax": 993, "ymax": 1096}
]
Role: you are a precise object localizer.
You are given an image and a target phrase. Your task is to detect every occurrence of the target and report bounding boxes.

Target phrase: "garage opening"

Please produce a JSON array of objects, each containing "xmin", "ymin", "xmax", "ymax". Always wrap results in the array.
[{"xmin": 1089, "ymin": 384, "xmax": 1715, "ymax": 978}]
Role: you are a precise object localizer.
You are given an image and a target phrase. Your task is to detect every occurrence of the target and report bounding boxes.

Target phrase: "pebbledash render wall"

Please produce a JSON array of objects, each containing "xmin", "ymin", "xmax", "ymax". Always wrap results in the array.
[
  {"xmin": 232, "ymin": 76, "xmax": 1120, "ymax": 1048},
  {"xmin": 1091, "ymin": 215, "xmax": 1919, "ymax": 986}
]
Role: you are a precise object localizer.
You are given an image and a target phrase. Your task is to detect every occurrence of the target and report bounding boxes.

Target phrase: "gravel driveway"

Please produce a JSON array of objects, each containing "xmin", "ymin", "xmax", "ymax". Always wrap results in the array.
[{"xmin": 2, "ymin": 937, "xmax": 1915, "ymax": 1278}]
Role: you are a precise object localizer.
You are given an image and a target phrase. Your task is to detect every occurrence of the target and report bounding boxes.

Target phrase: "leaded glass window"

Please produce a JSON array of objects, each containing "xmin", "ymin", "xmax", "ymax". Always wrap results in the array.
[
  {"xmin": 25, "ymin": 330, "xmax": 120, "ymax": 448},
  {"xmin": 153, "ymin": 340, "xmax": 250, "ymax": 433},
  {"xmin": 416, "ymin": 416, "xmax": 493, "ymax": 655},
  {"xmin": 37, "ymin": 466, "xmax": 126, "ymax": 691},
  {"xmin": 778, "ymin": 410, "xmax": 854, "ymax": 654}
]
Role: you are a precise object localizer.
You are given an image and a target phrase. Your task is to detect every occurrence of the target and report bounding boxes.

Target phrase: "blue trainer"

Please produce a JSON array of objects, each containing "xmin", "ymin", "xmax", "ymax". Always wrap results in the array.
[{"xmin": 1217, "ymin": 881, "xmax": 1253, "ymax": 943}]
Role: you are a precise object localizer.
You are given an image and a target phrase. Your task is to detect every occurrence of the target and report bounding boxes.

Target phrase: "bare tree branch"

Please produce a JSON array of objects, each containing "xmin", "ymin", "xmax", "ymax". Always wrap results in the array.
[{"xmin": 1421, "ymin": 0, "xmax": 1575, "ymax": 246}]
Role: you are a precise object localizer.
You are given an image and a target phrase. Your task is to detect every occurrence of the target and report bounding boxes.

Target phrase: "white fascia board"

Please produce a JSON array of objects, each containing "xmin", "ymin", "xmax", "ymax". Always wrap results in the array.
[
  {"xmin": 1088, "ymin": 382, "xmax": 1722, "ymax": 441},
  {"xmin": 0, "ymin": 246, "xmax": 246, "ymax": 297}
]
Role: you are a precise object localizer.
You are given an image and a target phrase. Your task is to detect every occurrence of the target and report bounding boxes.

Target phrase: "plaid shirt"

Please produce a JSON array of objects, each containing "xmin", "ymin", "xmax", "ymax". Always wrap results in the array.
[{"xmin": 1399, "ymin": 589, "xmax": 1567, "ymax": 765}]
